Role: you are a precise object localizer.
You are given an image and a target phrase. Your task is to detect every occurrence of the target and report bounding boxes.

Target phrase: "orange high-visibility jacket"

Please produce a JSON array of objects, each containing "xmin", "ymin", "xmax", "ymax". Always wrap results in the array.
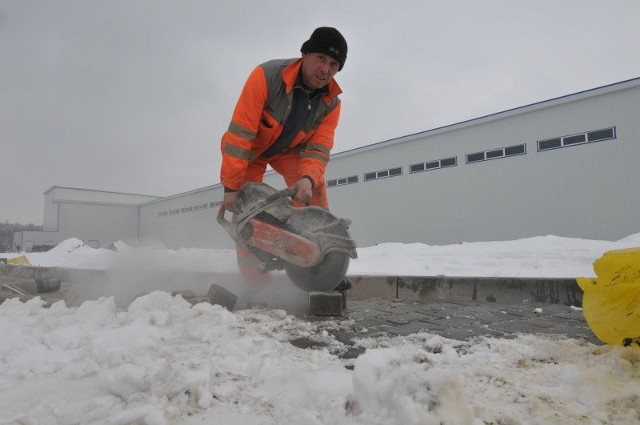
[{"xmin": 220, "ymin": 58, "xmax": 342, "ymax": 191}]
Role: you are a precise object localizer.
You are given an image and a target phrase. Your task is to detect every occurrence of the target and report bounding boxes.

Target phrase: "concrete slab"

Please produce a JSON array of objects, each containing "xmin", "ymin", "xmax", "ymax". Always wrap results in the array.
[{"xmin": 348, "ymin": 275, "xmax": 583, "ymax": 306}]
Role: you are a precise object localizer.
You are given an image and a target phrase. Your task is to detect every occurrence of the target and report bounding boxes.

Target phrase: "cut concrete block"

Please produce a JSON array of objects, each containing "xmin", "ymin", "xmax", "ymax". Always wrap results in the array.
[
  {"xmin": 207, "ymin": 283, "xmax": 238, "ymax": 311},
  {"xmin": 309, "ymin": 291, "xmax": 343, "ymax": 316}
]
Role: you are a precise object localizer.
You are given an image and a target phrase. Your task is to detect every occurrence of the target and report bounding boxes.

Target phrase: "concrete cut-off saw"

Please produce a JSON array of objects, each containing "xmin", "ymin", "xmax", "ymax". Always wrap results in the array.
[{"xmin": 218, "ymin": 182, "xmax": 357, "ymax": 292}]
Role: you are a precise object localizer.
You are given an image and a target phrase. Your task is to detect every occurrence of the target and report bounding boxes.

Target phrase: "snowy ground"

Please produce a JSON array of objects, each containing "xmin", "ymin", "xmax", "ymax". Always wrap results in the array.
[{"xmin": 2, "ymin": 234, "xmax": 640, "ymax": 424}]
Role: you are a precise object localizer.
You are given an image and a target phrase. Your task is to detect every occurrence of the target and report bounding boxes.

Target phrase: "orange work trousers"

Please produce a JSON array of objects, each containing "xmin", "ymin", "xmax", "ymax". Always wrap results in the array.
[{"xmin": 236, "ymin": 150, "xmax": 328, "ymax": 283}]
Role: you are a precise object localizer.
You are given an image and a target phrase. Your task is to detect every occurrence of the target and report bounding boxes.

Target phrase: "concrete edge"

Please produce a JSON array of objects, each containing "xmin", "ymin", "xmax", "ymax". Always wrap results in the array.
[
  {"xmin": 0, "ymin": 265, "xmax": 583, "ymax": 306},
  {"xmin": 346, "ymin": 275, "xmax": 582, "ymax": 306}
]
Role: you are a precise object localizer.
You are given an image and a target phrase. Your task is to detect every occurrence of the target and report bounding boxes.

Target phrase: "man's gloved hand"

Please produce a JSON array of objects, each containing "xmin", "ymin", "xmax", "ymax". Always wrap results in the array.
[
  {"xmin": 223, "ymin": 191, "xmax": 238, "ymax": 213},
  {"xmin": 290, "ymin": 177, "xmax": 313, "ymax": 204}
]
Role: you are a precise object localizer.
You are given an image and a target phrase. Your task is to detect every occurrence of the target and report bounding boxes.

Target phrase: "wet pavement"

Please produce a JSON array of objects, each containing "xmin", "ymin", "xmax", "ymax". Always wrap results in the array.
[
  {"xmin": 291, "ymin": 297, "xmax": 601, "ymax": 360},
  {"xmin": 294, "ymin": 275, "xmax": 600, "ymax": 350},
  {"xmin": 338, "ymin": 298, "xmax": 595, "ymax": 341}
]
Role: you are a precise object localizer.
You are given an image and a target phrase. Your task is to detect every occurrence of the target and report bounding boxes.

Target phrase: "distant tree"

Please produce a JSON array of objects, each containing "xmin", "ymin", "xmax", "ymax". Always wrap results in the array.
[{"xmin": 0, "ymin": 221, "xmax": 43, "ymax": 252}]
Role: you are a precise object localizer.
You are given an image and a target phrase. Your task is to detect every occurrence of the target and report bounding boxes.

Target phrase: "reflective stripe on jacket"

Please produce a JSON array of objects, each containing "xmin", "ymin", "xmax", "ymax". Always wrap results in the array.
[{"xmin": 220, "ymin": 58, "xmax": 342, "ymax": 190}]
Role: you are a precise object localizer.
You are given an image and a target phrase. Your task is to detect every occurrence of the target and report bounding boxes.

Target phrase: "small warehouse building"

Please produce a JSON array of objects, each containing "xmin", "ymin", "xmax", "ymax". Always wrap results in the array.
[
  {"xmin": 13, "ymin": 187, "xmax": 160, "ymax": 251},
  {"xmin": 15, "ymin": 77, "xmax": 640, "ymax": 251}
]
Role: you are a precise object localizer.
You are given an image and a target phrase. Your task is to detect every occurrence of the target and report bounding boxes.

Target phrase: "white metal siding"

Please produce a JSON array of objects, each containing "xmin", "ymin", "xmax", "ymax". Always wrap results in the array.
[
  {"xmin": 138, "ymin": 187, "xmax": 226, "ymax": 249},
  {"xmin": 49, "ymin": 187, "xmax": 159, "ymax": 205},
  {"xmin": 43, "ymin": 190, "xmax": 58, "ymax": 231},
  {"xmin": 137, "ymin": 173, "xmax": 289, "ymax": 249},
  {"xmin": 326, "ymin": 84, "xmax": 640, "ymax": 246},
  {"xmin": 58, "ymin": 202, "xmax": 139, "ymax": 247}
]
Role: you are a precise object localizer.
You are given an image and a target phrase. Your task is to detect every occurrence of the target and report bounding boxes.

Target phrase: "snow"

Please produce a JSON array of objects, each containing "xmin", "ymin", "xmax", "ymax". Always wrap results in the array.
[
  {"xmin": 2, "ymin": 234, "xmax": 640, "ymax": 424},
  {"xmin": 16, "ymin": 232, "xmax": 640, "ymax": 278}
]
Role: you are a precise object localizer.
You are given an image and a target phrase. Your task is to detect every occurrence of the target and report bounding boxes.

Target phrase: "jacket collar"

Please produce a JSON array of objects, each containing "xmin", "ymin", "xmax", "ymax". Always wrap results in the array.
[{"xmin": 282, "ymin": 58, "xmax": 342, "ymax": 100}]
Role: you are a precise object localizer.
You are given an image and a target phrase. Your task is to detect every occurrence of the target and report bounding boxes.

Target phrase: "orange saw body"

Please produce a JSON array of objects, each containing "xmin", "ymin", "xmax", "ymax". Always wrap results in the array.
[{"xmin": 218, "ymin": 182, "xmax": 357, "ymax": 292}]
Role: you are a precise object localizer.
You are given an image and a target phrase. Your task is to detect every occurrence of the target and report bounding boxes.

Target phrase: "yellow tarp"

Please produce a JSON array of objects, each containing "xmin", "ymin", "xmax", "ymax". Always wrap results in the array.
[
  {"xmin": 7, "ymin": 255, "xmax": 31, "ymax": 266},
  {"xmin": 577, "ymin": 247, "xmax": 640, "ymax": 345}
]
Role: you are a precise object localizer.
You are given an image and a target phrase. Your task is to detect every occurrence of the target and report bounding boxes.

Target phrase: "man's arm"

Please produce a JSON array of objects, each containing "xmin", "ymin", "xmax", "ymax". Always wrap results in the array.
[
  {"xmin": 222, "ymin": 187, "xmax": 239, "ymax": 213},
  {"xmin": 297, "ymin": 101, "xmax": 341, "ymax": 187},
  {"xmin": 219, "ymin": 65, "xmax": 269, "ymax": 192}
]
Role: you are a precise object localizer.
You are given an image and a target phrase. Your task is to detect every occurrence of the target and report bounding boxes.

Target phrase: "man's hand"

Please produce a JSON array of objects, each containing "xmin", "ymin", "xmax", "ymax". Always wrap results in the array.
[
  {"xmin": 223, "ymin": 191, "xmax": 238, "ymax": 213},
  {"xmin": 291, "ymin": 177, "xmax": 313, "ymax": 204}
]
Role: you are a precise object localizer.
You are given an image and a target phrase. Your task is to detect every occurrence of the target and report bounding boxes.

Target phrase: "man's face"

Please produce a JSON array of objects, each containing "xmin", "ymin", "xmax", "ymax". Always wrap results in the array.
[{"xmin": 300, "ymin": 52, "xmax": 340, "ymax": 89}]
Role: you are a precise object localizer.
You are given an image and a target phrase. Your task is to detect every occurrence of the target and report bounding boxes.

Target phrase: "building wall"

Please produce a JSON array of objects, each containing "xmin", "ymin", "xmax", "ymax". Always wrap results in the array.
[
  {"xmin": 28, "ymin": 187, "xmax": 161, "ymax": 249},
  {"xmin": 57, "ymin": 202, "xmax": 140, "ymax": 248},
  {"xmin": 137, "ymin": 174, "xmax": 286, "ymax": 249},
  {"xmin": 13, "ymin": 231, "xmax": 60, "ymax": 252},
  {"xmin": 138, "ymin": 187, "xmax": 225, "ymax": 249},
  {"xmin": 45, "ymin": 186, "xmax": 159, "ymax": 205},
  {"xmin": 43, "ymin": 190, "xmax": 59, "ymax": 232},
  {"xmin": 325, "ymin": 81, "xmax": 640, "ymax": 246}
]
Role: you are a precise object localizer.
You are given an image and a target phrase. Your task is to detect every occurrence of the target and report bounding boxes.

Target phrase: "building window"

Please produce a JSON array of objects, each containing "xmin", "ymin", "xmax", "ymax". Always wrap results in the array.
[
  {"xmin": 467, "ymin": 144, "xmax": 526, "ymax": 164},
  {"xmin": 440, "ymin": 157, "xmax": 456, "ymax": 167},
  {"xmin": 485, "ymin": 149, "xmax": 504, "ymax": 159},
  {"xmin": 410, "ymin": 156, "xmax": 457, "ymax": 174},
  {"xmin": 563, "ymin": 134, "xmax": 586, "ymax": 145},
  {"xmin": 537, "ymin": 127, "xmax": 616, "ymax": 152},
  {"xmin": 410, "ymin": 164, "xmax": 424, "ymax": 173},
  {"xmin": 467, "ymin": 152, "xmax": 485, "ymax": 163},
  {"xmin": 588, "ymin": 127, "xmax": 615, "ymax": 142},
  {"xmin": 538, "ymin": 138, "xmax": 561, "ymax": 150},
  {"xmin": 389, "ymin": 167, "xmax": 402, "ymax": 177},
  {"xmin": 194, "ymin": 203, "xmax": 208, "ymax": 211},
  {"xmin": 327, "ymin": 175, "xmax": 359, "ymax": 188},
  {"xmin": 364, "ymin": 167, "xmax": 402, "ymax": 182},
  {"xmin": 505, "ymin": 145, "xmax": 526, "ymax": 156}
]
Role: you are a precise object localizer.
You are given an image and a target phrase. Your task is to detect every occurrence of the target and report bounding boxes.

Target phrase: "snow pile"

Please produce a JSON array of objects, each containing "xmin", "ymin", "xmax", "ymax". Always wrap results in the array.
[
  {"xmin": 3, "ymin": 233, "xmax": 640, "ymax": 423},
  {"xmin": 12, "ymin": 232, "xmax": 640, "ymax": 278},
  {"xmin": 1, "ymin": 293, "xmax": 639, "ymax": 424},
  {"xmin": 348, "ymin": 234, "xmax": 640, "ymax": 278},
  {"xmin": 26, "ymin": 237, "xmax": 118, "ymax": 269},
  {"xmin": 19, "ymin": 239, "xmax": 238, "ymax": 274},
  {"xmin": 49, "ymin": 237, "xmax": 88, "ymax": 253},
  {"xmin": 351, "ymin": 344, "xmax": 473, "ymax": 424}
]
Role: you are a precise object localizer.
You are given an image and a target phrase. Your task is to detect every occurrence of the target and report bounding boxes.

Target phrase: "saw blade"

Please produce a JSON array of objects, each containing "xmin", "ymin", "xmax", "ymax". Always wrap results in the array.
[{"xmin": 284, "ymin": 251, "xmax": 350, "ymax": 292}]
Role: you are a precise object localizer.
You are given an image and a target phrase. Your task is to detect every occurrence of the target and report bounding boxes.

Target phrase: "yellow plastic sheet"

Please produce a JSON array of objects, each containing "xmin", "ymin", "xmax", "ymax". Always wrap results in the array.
[
  {"xmin": 7, "ymin": 255, "xmax": 31, "ymax": 266},
  {"xmin": 577, "ymin": 247, "xmax": 640, "ymax": 345}
]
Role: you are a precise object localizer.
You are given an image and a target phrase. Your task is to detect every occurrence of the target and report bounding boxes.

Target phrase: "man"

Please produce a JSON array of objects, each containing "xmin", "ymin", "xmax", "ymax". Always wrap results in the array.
[{"xmin": 219, "ymin": 27, "xmax": 348, "ymax": 282}]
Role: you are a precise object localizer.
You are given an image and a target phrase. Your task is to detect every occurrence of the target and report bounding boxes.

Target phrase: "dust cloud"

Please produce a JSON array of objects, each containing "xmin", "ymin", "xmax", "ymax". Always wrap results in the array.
[{"xmin": 65, "ymin": 245, "xmax": 310, "ymax": 312}]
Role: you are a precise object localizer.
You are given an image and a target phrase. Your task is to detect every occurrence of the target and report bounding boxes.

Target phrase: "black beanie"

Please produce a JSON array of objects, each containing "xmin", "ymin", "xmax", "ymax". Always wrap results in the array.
[{"xmin": 300, "ymin": 27, "xmax": 347, "ymax": 71}]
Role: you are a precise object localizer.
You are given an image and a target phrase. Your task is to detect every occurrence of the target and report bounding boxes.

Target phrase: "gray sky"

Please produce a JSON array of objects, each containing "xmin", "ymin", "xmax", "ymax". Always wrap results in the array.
[{"xmin": 1, "ymin": 0, "xmax": 639, "ymax": 224}]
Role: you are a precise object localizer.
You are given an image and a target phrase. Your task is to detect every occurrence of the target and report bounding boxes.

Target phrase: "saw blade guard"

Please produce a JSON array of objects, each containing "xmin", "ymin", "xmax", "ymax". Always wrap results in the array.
[{"xmin": 282, "ymin": 204, "xmax": 357, "ymax": 292}]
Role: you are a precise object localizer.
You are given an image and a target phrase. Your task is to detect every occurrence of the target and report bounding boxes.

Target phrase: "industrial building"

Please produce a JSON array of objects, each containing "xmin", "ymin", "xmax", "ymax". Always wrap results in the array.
[{"xmin": 14, "ymin": 77, "xmax": 640, "ymax": 252}]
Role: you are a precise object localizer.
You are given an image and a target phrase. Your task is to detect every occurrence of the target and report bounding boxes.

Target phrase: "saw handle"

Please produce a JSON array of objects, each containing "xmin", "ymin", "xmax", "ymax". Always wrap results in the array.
[
  {"xmin": 264, "ymin": 187, "xmax": 297, "ymax": 204},
  {"xmin": 217, "ymin": 187, "xmax": 297, "ymax": 240},
  {"xmin": 278, "ymin": 187, "xmax": 311, "ymax": 206},
  {"xmin": 217, "ymin": 205, "xmax": 237, "ymax": 240}
]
